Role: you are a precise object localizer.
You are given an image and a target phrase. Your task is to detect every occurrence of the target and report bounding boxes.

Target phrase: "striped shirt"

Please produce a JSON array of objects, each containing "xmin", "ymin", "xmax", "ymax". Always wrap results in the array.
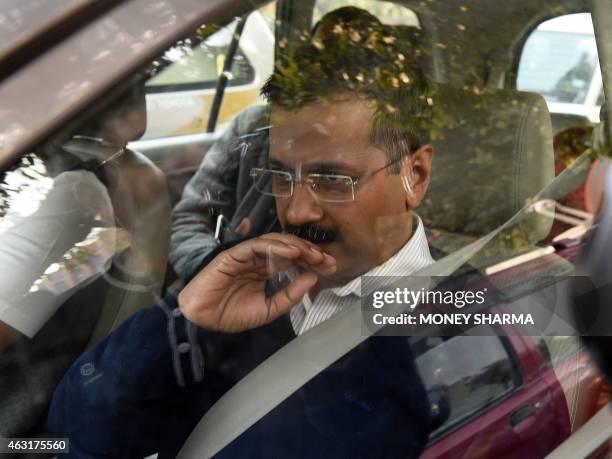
[{"xmin": 289, "ymin": 216, "xmax": 434, "ymax": 335}]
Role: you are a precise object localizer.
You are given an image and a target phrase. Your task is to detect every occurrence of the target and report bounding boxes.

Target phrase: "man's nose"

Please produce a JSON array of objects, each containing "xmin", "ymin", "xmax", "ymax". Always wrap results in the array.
[{"xmin": 284, "ymin": 182, "xmax": 324, "ymax": 226}]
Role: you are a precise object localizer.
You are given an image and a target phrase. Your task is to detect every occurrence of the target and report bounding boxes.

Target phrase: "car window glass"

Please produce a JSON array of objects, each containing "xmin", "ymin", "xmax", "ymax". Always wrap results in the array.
[
  {"xmin": 2, "ymin": 0, "xmax": 612, "ymax": 457},
  {"xmin": 313, "ymin": 0, "xmax": 419, "ymax": 26},
  {"xmin": 534, "ymin": 335, "xmax": 582, "ymax": 367},
  {"xmin": 142, "ymin": 2, "xmax": 276, "ymax": 139},
  {"xmin": 517, "ymin": 13, "xmax": 602, "ymax": 129},
  {"xmin": 414, "ymin": 333, "xmax": 521, "ymax": 438}
]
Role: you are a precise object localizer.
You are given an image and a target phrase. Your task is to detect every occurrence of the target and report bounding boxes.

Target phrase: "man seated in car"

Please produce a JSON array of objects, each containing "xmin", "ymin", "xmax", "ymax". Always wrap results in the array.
[
  {"xmin": 169, "ymin": 5, "xmax": 427, "ymax": 279},
  {"xmin": 49, "ymin": 7, "xmax": 437, "ymax": 458}
]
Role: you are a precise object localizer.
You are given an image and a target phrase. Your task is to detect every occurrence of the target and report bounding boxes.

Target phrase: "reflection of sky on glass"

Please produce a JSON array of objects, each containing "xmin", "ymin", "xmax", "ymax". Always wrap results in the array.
[
  {"xmin": 517, "ymin": 13, "xmax": 599, "ymax": 101},
  {"xmin": 0, "ymin": 154, "xmax": 51, "ymax": 229},
  {"xmin": 30, "ymin": 227, "xmax": 128, "ymax": 295},
  {"xmin": 164, "ymin": 46, "xmax": 187, "ymax": 62},
  {"xmin": 538, "ymin": 13, "xmax": 593, "ymax": 34}
]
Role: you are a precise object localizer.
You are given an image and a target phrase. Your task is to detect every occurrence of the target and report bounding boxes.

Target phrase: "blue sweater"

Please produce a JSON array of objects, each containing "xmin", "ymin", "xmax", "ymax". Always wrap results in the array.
[{"xmin": 48, "ymin": 246, "xmax": 431, "ymax": 458}]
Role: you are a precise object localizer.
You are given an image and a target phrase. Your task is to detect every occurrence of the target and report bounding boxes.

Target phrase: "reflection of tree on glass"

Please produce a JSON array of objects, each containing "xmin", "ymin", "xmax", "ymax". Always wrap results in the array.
[{"xmin": 50, "ymin": 8, "xmax": 440, "ymax": 458}]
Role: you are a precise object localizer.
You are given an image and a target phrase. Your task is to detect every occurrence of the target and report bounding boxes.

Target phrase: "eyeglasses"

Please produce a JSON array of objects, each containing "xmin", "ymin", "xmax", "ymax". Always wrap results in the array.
[{"xmin": 249, "ymin": 157, "xmax": 404, "ymax": 202}]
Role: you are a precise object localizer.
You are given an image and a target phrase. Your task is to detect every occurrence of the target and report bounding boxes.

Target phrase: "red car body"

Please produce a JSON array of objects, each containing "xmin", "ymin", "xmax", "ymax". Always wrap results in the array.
[{"xmin": 423, "ymin": 242, "xmax": 610, "ymax": 458}]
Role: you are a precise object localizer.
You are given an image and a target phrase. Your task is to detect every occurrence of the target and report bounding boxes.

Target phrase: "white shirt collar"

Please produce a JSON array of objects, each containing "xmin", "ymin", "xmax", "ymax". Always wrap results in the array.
[{"xmin": 289, "ymin": 216, "xmax": 434, "ymax": 334}]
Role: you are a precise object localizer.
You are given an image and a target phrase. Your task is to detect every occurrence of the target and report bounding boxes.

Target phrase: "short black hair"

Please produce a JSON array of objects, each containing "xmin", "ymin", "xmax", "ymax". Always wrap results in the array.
[{"xmin": 261, "ymin": 7, "xmax": 434, "ymax": 172}]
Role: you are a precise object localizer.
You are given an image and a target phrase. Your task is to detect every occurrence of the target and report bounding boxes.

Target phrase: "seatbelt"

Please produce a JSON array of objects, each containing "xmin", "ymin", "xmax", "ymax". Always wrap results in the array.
[{"xmin": 177, "ymin": 153, "xmax": 593, "ymax": 458}]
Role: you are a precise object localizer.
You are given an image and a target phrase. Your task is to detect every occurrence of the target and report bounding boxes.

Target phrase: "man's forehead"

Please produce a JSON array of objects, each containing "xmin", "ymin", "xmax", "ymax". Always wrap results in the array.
[
  {"xmin": 270, "ymin": 98, "xmax": 374, "ymax": 132},
  {"xmin": 269, "ymin": 98, "xmax": 374, "ymax": 154}
]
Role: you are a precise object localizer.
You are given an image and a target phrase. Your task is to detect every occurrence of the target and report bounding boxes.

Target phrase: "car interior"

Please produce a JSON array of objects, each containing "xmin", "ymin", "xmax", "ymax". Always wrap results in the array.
[{"xmin": 0, "ymin": 0, "xmax": 611, "ymax": 456}]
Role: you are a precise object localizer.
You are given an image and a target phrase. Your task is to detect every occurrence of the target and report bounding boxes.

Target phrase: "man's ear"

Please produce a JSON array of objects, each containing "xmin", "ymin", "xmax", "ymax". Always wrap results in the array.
[{"xmin": 401, "ymin": 144, "xmax": 434, "ymax": 209}]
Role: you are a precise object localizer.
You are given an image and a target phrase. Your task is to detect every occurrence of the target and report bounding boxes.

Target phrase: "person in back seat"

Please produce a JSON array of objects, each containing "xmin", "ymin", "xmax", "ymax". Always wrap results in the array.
[
  {"xmin": 170, "ymin": 103, "xmax": 272, "ymax": 278},
  {"xmin": 50, "ymin": 8, "xmax": 438, "ymax": 458}
]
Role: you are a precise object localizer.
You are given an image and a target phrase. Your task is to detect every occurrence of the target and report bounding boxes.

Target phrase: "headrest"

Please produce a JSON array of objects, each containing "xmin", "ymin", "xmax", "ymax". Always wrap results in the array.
[
  {"xmin": 84, "ymin": 83, "xmax": 147, "ymax": 144},
  {"xmin": 49, "ymin": 82, "xmax": 147, "ymax": 152},
  {"xmin": 418, "ymin": 85, "xmax": 554, "ymax": 244}
]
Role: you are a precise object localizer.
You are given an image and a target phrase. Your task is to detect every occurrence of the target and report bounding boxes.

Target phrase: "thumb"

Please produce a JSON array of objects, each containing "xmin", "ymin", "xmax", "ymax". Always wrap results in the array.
[{"xmin": 267, "ymin": 272, "xmax": 318, "ymax": 320}]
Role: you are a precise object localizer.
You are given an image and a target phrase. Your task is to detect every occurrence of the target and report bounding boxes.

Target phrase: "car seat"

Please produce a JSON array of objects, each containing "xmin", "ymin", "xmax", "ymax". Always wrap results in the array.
[
  {"xmin": 375, "ymin": 24, "xmax": 555, "ymax": 265},
  {"xmin": 419, "ymin": 84, "xmax": 555, "ymax": 266}
]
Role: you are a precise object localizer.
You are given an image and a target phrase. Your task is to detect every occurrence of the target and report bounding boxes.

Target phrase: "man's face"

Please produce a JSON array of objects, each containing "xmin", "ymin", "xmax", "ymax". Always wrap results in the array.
[{"xmin": 269, "ymin": 98, "xmax": 429, "ymax": 285}]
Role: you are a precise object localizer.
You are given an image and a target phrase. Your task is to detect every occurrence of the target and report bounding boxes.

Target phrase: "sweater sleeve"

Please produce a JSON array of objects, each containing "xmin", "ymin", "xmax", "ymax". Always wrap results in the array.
[
  {"xmin": 169, "ymin": 105, "xmax": 269, "ymax": 278},
  {"xmin": 47, "ymin": 280, "xmax": 207, "ymax": 457}
]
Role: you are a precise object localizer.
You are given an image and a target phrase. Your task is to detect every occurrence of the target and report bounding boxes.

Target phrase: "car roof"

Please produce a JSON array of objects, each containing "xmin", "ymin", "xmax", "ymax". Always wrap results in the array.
[
  {"xmin": 0, "ymin": 0, "xmax": 103, "ymax": 62},
  {"xmin": 0, "ymin": 0, "xmax": 261, "ymax": 169}
]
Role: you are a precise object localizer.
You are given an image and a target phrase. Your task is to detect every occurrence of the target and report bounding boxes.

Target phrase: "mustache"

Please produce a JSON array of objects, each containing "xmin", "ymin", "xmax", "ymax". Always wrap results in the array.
[{"xmin": 284, "ymin": 223, "xmax": 338, "ymax": 244}]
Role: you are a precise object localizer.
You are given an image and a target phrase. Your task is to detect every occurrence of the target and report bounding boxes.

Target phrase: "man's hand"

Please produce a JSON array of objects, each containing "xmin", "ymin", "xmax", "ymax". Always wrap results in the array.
[{"xmin": 178, "ymin": 233, "xmax": 336, "ymax": 332}]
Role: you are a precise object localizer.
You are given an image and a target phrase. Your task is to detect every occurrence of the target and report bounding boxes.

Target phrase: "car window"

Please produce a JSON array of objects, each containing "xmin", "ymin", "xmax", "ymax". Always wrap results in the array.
[
  {"xmin": 517, "ymin": 13, "xmax": 603, "ymax": 129},
  {"xmin": 142, "ymin": 2, "xmax": 276, "ymax": 139},
  {"xmin": 2, "ymin": 0, "xmax": 612, "ymax": 457},
  {"xmin": 414, "ymin": 332, "xmax": 521, "ymax": 438}
]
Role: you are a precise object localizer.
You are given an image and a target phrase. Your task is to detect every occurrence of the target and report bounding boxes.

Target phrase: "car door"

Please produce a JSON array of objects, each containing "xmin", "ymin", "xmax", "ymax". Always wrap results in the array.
[{"xmin": 419, "ymin": 327, "xmax": 570, "ymax": 459}]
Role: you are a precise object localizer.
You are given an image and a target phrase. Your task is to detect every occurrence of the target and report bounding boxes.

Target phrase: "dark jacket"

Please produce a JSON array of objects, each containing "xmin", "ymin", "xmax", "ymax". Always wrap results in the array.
[
  {"xmin": 48, "ymin": 244, "xmax": 432, "ymax": 458},
  {"xmin": 169, "ymin": 106, "xmax": 277, "ymax": 278}
]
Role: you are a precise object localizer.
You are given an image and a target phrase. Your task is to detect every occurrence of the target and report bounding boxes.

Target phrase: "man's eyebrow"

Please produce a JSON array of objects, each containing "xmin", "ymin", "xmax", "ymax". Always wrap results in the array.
[
  {"xmin": 267, "ymin": 159, "xmax": 360, "ymax": 175},
  {"xmin": 307, "ymin": 161, "xmax": 359, "ymax": 175},
  {"xmin": 268, "ymin": 158, "xmax": 290, "ymax": 170}
]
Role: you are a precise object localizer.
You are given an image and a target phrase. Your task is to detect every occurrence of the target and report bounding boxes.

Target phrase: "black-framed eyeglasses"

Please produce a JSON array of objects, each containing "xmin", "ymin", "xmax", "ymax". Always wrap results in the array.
[{"xmin": 249, "ymin": 157, "xmax": 404, "ymax": 202}]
